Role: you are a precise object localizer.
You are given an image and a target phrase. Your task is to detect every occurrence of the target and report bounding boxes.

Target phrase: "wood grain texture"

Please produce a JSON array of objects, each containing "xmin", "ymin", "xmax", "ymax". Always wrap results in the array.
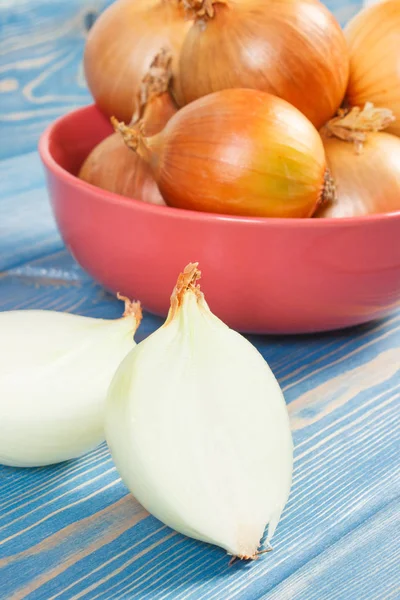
[
  {"xmin": 0, "ymin": 152, "xmax": 63, "ymax": 271},
  {"xmin": 0, "ymin": 1, "xmax": 398, "ymax": 599},
  {"xmin": 0, "ymin": 250, "xmax": 399, "ymax": 599},
  {"xmin": 0, "ymin": 0, "xmax": 112, "ymax": 161},
  {"xmin": 265, "ymin": 499, "xmax": 400, "ymax": 600}
]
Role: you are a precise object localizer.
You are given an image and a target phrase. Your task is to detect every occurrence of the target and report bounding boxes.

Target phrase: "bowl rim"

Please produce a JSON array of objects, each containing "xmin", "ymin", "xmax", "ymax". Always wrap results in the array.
[{"xmin": 39, "ymin": 103, "xmax": 400, "ymax": 228}]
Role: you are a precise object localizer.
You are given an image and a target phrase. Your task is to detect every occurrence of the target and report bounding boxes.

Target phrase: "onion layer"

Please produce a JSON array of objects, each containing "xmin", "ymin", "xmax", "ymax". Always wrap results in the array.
[
  {"xmin": 84, "ymin": 0, "xmax": 189, "ymax": 123},
  {"xmin": 0, "ymin": 297, "xmax": 141, "ymax": 467},
  {"xmin": 115, "ymin": 89, "xmax": 332, "ymax": 218},
  {"xmin": 175, "ymin": 0, "xmax": 349, "ymax": 129},
  {"xmin": 316, "ymin": 104, "xmax": 400, "ymax": 218},
  {"xmin": 345, "ymin": 0, "xmax": 400, "ymax": 136},
  {"xmin": 105, "ymin": 263, "xmax": 293, "ymax": 559}
]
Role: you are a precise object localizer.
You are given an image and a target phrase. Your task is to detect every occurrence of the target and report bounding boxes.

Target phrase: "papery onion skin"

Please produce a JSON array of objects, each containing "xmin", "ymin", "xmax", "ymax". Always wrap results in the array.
[
  {"xmin": 175, "ymin": 0, "xmax": 349, "ymax": 129},
  {"xmin": 84, "ymin": 0, "xmax": 190, "ymax": 123},
  {"xmin": 345, "ymin": 0, "xmax": 400, "ymax": 137},
  {"xmin": 105, "ymin": 263, "xmax": 293, "ymax": 559},
  {"xmin": 316, "ymin": 132, "xmax": 400, "ymax": 218},
  {"xmin": 79, "ymin": 52, "xmax": 177, "ymax": 204},
  {"xmin": 116, "ymin": 89, "xmax": 330, "ymax": 218},
  {"xmin": 79, "ymin": 133, "xmax": 166, "ymax": 205},
  {"xmin": 137, "ymin": 92, "xmax": 178, "ymax": 137},
  {"xmin": 79, "ymin": 91, "xmax": 177, "ymax": 204}
]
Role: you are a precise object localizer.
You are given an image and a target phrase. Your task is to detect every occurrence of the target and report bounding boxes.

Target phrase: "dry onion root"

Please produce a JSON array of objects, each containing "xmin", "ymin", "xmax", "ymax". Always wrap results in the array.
[
  {"xmin": 345, "ymin": 0, "xmax": 400, "ymax": 137},
  {"xmin": 84, "ymin": 0, "xmax": 190, "ymax": 123},
  {"xmin": 79, "ymin": 50, "xmax": 177, "ymax": 205},
  {"xmin": 175, "ymin": 0, "xmax": 349, "ymax": 129},
  {"xmin": 316, "ymin": 103, "xmax": 400, "ymax": 218},
  {"xmin": 114, "ymin": 88, "xmax": 335, "ymax": 219}
]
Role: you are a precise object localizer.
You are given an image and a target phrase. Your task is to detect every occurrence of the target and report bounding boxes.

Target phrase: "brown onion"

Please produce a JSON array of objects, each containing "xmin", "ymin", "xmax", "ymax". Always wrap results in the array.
[
  {"xmin": 79, "ymin": 134, "xmax": 166, "ymax": 205},
  {"xmin": 345, "ymin": 0, "xmax": 400, "ymax": 137},
  {"xmin": 79, "ymin": 51, "xmax": 177, "ymax": 205},
  {"xmin": 114, "ymin": 88, "xmax": 333, "ymax": 218},
  {"xmin": 316, "ymin": 104, "xmax": 400, "ymax": 218},
  {"xmin": 84, "ymin": 0, "xmax": 190, "ymax": 123},
  {"xmin": 174, "ymin": 0, "xmax": 349, "ymax": 129}
]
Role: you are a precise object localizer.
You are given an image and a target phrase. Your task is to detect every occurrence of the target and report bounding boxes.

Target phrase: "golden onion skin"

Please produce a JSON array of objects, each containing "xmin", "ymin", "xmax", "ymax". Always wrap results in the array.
[
  {"xmin": 316, "ymin": 132, "xmax": 400, "ymax": 218},
  {"xmin": 143, "ymin": 89, "xmax": 328, "ymax": 218},
  {"xmin": 176, "ymin": 0, "xmax": 349, "ymax": 129},
  {"xmin": 346, "ymin": 0, "xmax": 400, "ymax": 137},
  {"xmin": 84, "ymin": 0, "xmax": 189, "ymax": 123}
]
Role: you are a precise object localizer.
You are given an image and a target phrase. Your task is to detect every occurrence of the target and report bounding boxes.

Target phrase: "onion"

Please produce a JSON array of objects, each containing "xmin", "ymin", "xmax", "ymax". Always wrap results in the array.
[
  {"xmin": 0, "ymin": 296, "xmax": 141, "ymax": 467},
  {"xmin": 174, "ymin": 0, "xmax": 349, "ymax": 129},
  {"xmin": 345, "ymin": 0, "xmax": 400, "ymax": 136},
  {"xmin": 79, "ymin": 51, "xmax": 177, "ymax": 205},
  {"xmin": 84, "ymin": 0, "xmax": 190, "ymax": 123},
  {"xmin": 105, "ymin": 263, "xmax": 293, "ymax": 559},
  {"xmin": 114, "ymin": 89, "xmax": 333, "ymax": 218},
  {"xmin": 316, "ymin": 104, "xmax": 400, "ymax": 218},
  {"xmin": 79, "ymin": 134, "xmax": 166, "ymax": 205}
]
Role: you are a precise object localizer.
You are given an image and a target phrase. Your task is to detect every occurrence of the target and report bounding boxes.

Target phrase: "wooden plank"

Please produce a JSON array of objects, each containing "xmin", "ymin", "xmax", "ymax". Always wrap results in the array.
[
  {"xmin": 0, "ymin": 152, "xmax": 63, "ymax": 271},
  {"xmin": 0, "ymin": 0, "xmax": 111, "ymax": 161},
  {"xmin": 0, "ymin": 249, "xmax": 398, "ymax": 599},
  {"xmin": 264, "ymin": 499, "xmax": 400, "ymax": 600}
]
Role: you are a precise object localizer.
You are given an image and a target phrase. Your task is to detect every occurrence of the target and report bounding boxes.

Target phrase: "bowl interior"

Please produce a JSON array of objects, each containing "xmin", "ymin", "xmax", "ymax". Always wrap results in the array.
[{"xmin": 48, "ymin": 106, "xmax": 113, "ymax": 178}]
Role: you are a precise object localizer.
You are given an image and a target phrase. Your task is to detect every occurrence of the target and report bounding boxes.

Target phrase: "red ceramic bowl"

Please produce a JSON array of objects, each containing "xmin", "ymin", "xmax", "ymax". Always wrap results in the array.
[{"xmin": 39, "ymin": 104, "xmax": 400, "ymax": 334}]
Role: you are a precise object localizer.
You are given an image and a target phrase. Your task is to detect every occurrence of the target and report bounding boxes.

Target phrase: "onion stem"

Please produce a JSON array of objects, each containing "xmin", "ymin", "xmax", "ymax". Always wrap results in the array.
[
  {"xmin": 133, "ymin": 49, "xmax": 173, "ymax": 124},
  {"xmin": 165, "ymin": 262, "xmax": 203, "ymax": 325},
  {"xmin": 323, "ymin": 103, "xmax": 395, "ymax": 153},
  {"xmin": 111, "ymin": 117, "xmax": 153, "ymax": 164},
  {"xmin": 116, "ymin": 293, "xmax": 143, "ymax": 323},
  {"xmin": 183, "ymin": 0, "xmax": 223, "ymax": 19}
]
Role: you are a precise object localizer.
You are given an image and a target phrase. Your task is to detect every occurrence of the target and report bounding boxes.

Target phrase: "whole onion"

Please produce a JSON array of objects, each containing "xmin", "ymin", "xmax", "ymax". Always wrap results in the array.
[
  {"xmin": 84, "ymin": 0, "xmax": 190, "ymax": 123},
  {"xmin": 316, "ymin": 104, "xmax": 400, "ymax": 218},
  {"xmin": 115, "ymin": 88, "xmax": 333, "ymax": 218},
  {"xmin": 345, "ymin": 0, "xmax": 400, "ymax": 136},
  {"xmin": 174, "ymin": 0, "xmax": 349, "ymax": 129}
]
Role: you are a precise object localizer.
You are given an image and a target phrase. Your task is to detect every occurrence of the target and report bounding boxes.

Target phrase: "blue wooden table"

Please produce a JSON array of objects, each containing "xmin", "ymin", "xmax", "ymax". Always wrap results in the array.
[{"xmin": 1, "ymin": 1, "xmax": 399, "ymax": 598}]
